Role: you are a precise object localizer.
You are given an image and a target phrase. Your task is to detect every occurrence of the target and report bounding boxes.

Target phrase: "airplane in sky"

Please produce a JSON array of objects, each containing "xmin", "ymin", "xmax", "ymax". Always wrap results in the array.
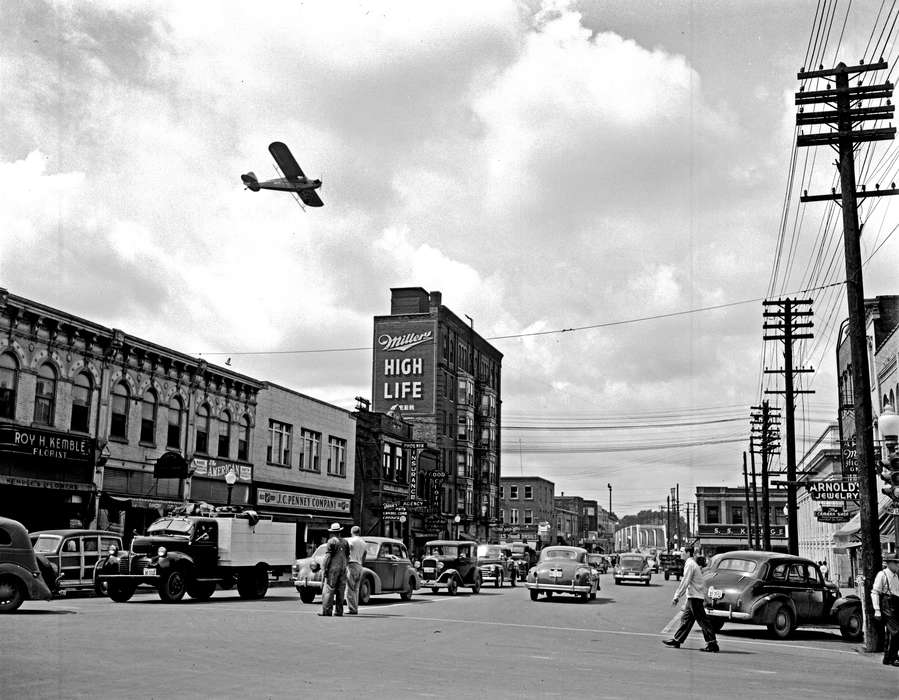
[{"xmin": 241, "ymin": 141, "xmax": 323, "ymax": 208}]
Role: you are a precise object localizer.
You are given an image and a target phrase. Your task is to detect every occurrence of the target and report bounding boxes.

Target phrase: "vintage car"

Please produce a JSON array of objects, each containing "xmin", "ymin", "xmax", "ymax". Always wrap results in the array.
[
  {"xmin": 586, "ymin": 554, "xmax": 610, "ymax": 574},
  {"xmin": 0, "ymin": 517, "xmax": 57, "ymax": 612},
  {"xmin": 614, "ymin": 552, "xmax": 652, "ymax": 585},
  {"xmin": 703, "ymin": 551, "xmax": 862, "ymax": 641},
  {"xmin": 293, "ymin": 536, "xmax": 420, "ymax": 604},
  {"xmin": 507, "ymin": 542, "xmax": 538, "ymax": 581},
  {"xmin": 526, "ymin": 545, "xmax": 599, "ymax": 602},
  {"xmin": 30, "ymin": 529, "xmax": 123, "ymax": 594},
  {"xmin": 477, "ymin": 544, "xmax": 516, "ymax": 587},
  {"xmin": 418, "ymin": 540, "xmax": 482, "ymax": 594}
]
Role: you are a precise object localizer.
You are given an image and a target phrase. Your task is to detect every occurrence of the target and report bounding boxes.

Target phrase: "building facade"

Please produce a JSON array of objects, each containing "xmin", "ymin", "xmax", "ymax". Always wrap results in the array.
[
  {"xmin": 371, "ymin": 288, "xmax": 502, "ymax": 541},
  {"xmin": 499, "ymin": 475, "xmax": 555, "ymax": 545},
  {"xmin": 554, "ymin": 494, "xmax": 587, "ymax": 546},
  {"xmin": 695, "ymin": 486, "xmax": 788, "ymax": 556}
]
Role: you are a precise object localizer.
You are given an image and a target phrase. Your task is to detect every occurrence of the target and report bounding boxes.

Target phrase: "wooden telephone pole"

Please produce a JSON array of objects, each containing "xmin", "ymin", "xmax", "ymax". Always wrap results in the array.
[
  {"xmin": 763, "ymin": 298, "xmax": 815, "ymax": 555},
  {"xmin": 750, "ymin": 402, "xmax": 781, "ymax": 551},
  {"xmin": 796, "ymin": 60, "xmax": 897, "ymax": 651}
]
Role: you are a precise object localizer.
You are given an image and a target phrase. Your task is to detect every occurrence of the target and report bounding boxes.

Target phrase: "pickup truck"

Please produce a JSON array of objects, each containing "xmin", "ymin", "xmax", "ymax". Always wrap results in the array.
[
  {"xmin": 97, "ymin": 507, "xmax": 295, "ymax": 603},
  {"xmin": 658, "ymin": 553, "xmax": 684, "ymax": 581}
]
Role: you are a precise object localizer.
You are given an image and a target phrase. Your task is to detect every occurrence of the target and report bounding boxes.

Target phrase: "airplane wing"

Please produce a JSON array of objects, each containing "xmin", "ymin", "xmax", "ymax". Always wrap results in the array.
[
  {"xmin": 268, "ymin": 141, "xmax": 305, "ymax": 180},
  {"xmin": 298, "ymin": 189, "xmax": 324, "ymax": 207}
]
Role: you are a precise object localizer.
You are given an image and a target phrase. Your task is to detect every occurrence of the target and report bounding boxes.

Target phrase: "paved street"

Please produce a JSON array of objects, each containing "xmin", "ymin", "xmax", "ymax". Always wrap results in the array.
[{"xmin": 3, "ymin": 576, "xmax": 896, "ymax": 699}]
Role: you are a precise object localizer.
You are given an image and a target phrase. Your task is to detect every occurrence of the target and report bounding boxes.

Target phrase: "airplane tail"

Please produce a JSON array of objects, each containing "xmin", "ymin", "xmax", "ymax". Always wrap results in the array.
[{"xmin": 241, "ymin": 172, "xmax": 260, "ymax": 191}]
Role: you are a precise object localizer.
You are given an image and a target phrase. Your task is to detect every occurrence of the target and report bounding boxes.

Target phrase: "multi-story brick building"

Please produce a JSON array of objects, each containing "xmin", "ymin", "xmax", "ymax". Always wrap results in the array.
[
  {"xmin": 371, "ymin": 288, "xmax": 502, "ymax": 541},
  {"xmin": 499, "ymin": 476, "xmax": 555, "ymax": 545},
  {"xmin": 695, "ymin": 485, "xmax": 788, "ymax": 556},
  {"xmin": 555, "ymin": 493, "xmax": 587, "ymax": 545}
]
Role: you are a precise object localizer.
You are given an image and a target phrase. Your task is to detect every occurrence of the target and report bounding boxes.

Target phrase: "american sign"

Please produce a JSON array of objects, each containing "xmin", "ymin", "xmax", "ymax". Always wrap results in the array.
[{"xmin": 191, "ymin": 458, "xmax": 251, "ymax": 481}]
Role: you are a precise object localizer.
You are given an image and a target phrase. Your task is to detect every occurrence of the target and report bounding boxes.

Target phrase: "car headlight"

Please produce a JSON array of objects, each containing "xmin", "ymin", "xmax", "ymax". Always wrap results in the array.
[
  {"xmin": 108, "ymin": 544, "xmax": 118, "ymax": 556},
  {"xmin": 157, "ymin": 546, "xmax": 167, "ymax": 558},
  {"xmin": 310, "ymin": 561, "xmax": 321, "ymax": 572},
  {"xmin": 437, "ymin": 562, "xmax": 445, "ymax": 571}
]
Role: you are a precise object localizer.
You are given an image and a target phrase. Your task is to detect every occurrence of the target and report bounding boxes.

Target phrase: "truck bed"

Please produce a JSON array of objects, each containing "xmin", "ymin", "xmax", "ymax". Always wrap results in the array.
[{"xmin": 216, "ymin": 518, "xmax": 295, "ymax": 568}]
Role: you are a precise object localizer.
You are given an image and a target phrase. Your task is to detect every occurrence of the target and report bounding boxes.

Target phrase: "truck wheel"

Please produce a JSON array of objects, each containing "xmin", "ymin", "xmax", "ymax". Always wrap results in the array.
[
  {"xmin": 529, "ymin": 589, "xmax": 539, "ymax": 601},
  {"xmin": 159, "ymin": 569, "xmax": 187, "ymax": 603},
  {"xmin": 448, "ymin": 578, "xmax": 459, "ymax": 596},
  {"xmin": 838, "ymin": 607, "xmax": 863, "ymax": 642},
  {"xmin": 0, "ymin": 576, "xmax": 24, "ymax": 612},
  {"xmin": 107, "ymin": 582, "xmax": 136, "ymax": 603},
  {"xmin": 237, "ymin": 568, "xmax": 269, "ymax": 599},
  {"xmin": 359, "ymin": 577, "xmax": 372, "ymax": 605},
  {"xmin": 664, "ymin": 572, "xmax": 670, "ymax": 581},
  {"xmin": 187, "ymin": 581, "xmax": 216, "ymax": 601},
  {"xmin": 766, "ymin": 604, "xmax": 795, "ymax": 639},
  {"xmin": 298, "ymin": 587, "xmax": 316, "ymax": 604}
]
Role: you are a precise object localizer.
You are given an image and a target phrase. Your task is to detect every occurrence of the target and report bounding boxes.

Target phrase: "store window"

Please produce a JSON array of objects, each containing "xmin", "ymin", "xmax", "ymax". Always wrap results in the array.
[
  {"xmin": 730, "ymin": 505, "xmax": 744, "ymax": 524},
  {"xmin": 524, "ymin": 510, "xmax": 534, "ymax": 525},
  {"xmin": 705, "ymin": 504, "xmax": 720, "ymax": 524},
  {"xmin": 33, "ymin": 363, "xmax": 56, "ymax": 425},
  {"xmin": 267, "ymin": 420, "xmax": 292, "ymax": 466},
  {"xmin": 195, "ymin": 403, "xmax": 210, "ymax": 455},
  {"xmin": 70, "ymin": 372, "xmax": 92, "ymax": 433},
  {"xmin": 167, "ymin": 396, "xmax": 183, "ymax": 449},
  {"xmin": 110, "ymin": 382, "xmax": 129, "ymax": 440},
  {"xmin": 140, "ymin": 390, "xmax": 157, "ymax": 444}
]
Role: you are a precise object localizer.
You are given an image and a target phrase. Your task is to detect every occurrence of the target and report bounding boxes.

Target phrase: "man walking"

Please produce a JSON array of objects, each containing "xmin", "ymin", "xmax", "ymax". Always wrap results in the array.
[
  {"xmin": 663, "ymin": 546, "xmax": 719, "ymax": 653},
  {"xmin": 872, "ymin": 553, "xmax": 899, "ymax": 667},
  {"xmin": 345, "ymin": 525, "xmax": 367, "ymax": 615},
  {"xmin": 320, "ymin": 523, "xmax": 350, "ymax": 617}
]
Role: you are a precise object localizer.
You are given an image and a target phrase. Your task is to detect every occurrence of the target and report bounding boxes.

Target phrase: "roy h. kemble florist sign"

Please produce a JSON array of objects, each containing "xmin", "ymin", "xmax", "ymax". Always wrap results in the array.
[
  {"xmin": 256, "ymin": 488, "xmax": 351, "ymax": 514},
  {"xmin": 0, "ymin": 423, "xmax": 95, "ymax": 464},
  {"xmin": 372, "ymin": 319, "xmax": 436, "ymax": 416}
]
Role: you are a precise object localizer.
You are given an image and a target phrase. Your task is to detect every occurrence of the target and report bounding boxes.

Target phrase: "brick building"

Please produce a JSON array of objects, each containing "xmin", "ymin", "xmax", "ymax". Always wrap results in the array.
[
  {"xmin": 695, "ymin": 485, "xmax": 788, "ymax": 556},
  {"xmin": 371, "ymin": 288, "xmax": 502, "ymax": 541},
  {"xmin": 499, "ymin": 475, "xmax": 555, "ymax": 545}
]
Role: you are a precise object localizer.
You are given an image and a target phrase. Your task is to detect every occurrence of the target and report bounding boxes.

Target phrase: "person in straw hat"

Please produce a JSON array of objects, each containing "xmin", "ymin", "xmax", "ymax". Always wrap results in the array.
[
  {"xmin": 872, "ymin": 552, "xmax": 899, "ymax": 667},
  {"xmin": 320, "ymin": 523, "xmax": 350, "ymax": 617}
]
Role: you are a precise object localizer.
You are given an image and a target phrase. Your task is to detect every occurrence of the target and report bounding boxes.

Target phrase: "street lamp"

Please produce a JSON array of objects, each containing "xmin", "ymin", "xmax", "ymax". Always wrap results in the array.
[
  {"xmin": 607, "ymin": 483, "xmax": 612, "ymax": 515},
  {"xmin": 225, "ymin": 469, "xmax": 238, "ymax": 506},
  {"xmin": 453, "ymin": 514, "xmax": 461, "ymax": 540}
]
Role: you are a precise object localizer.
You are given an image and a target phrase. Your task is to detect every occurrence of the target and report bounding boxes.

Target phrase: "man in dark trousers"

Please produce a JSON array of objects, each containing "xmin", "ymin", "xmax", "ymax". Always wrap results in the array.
[
  {"xmin": 320, "ymin": 523, "xmax": 350, "ymax": 617},
  {"xmin": 872, "ymin": 553, "xmax": 899, "ymax": 667},
  {"xmin": 663, "ymin": 546, "xmax": 719, "ymax": 652}
]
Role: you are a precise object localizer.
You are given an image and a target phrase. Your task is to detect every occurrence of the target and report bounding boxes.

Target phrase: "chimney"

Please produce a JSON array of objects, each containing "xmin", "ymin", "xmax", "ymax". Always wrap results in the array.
[{"xmin": 429, "ymin": 290, "xmax": 442, "ymax": 309}]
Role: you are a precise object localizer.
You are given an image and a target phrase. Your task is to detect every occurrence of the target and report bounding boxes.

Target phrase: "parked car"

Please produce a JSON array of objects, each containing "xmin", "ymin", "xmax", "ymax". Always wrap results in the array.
[
  {"xmin": 586, "ymin": 554, "xmax": 610, "ymax": 574},
  {"xmin": 418, "ymin": 540, "xmax": 482, "ymax": 595},
  {"xmin": 614, "ymin": 552, "xmax": 652, "ymax": 585},
  {"xmin": 293, "ymin": 536, "xmax": 420, "ymax": 604},
  {"xmin": 526, "ymin": 545, "xmax": 599, "ymax": 602},
  {"xmin": 0, "ymin": 517, "xmax": 56, "ymax": 612},
  {"xmin": 477, "ymin": 544, "xmax": 516, "ymax": 587},
  {"xmin": 703, "ymin": 551, "xmax": 862, "ymax": 641},
  {"xmin": 30, "ymin": 529, "xmax": 123, "ymax": 594},
  {"xmin": 507, "ymin": 542, "xmax": 538, "ymax": 581}
]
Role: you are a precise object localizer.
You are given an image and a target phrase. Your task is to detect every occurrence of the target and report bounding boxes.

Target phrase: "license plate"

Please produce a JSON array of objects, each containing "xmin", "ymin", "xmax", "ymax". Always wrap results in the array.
[
  {"xmin": 143, "ymin": 567, "xmax": 157, "ymax": 576},
  {"xmin": 550, "ymin": 570, "xmax": 562, "ymax": 578},
  {"xmin": 708, "ymin": 588, "xmax": 723, "ymax": 600},
  {"xmin": 423, "ymin": 567, "xmax": 435, "ymax": 573}
]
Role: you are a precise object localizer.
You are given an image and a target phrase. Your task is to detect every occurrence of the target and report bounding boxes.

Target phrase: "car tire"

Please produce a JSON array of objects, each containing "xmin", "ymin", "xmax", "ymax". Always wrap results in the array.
[
  {"xmin": 237, "ymin": 567, "xmax": 269, "ymax": 600},
  {"xmin": 529, "ymin": 590, "xmax": 539, "ymax": 601},
  {"xmin": 158, "ymin": 569, "xmax": 187, "ymax": 603},
  {"xmin": 614, "ymin": 578, "xmax": 621, "ymax": 585},
  {"xmin": 298, "ymin": 587, "xmax": 316, "ymax": 604},
  {"xmin": 359, "ymin": 577, "xmax": 372, "ymax": 605},
  {"xmin": 838, "ymin": 606, "xmax": 863, "ymax": 642},
  {"xmin": 448, "ymin": 578, "xmax": 459, "ymax": 596},
  {"xmin": 431, "ymin": 587, "xmax": 440, "ymax": 594},
  {"xmin": 107, "ymin": 581, "xmax": 136, "ymax": 603},
  {"xmin": 644, "ymin": 579, "xmax": 650, "ymax": 586},
  {"xmin": 495, "ymin": 572, "xmax": 502, "ymax": 588},
  {"xmin": 545, "ymin": 591, "xmax": 553, "ymax": 599},
  {"xmin": 471, "ymin": 573, "xmax": 481, "ymax": 594},
  {"xmin": 93, "ymin": 562, "xmax": 108, "ymax": 596},
  {"xmin": 186, "ymin": 581, "xmax": 216, "ymax": 601},
  {"xmin": 664, "ymin": 572, "xmax": 670, "ymax": 581},
  {"xmin": 767, "ymin": 604, "xmax": 795, "ymax": 639},
  {"xmin": 0, "ymin": 576, "xmax": 25, "ymax": 613},
  {"xmin": 399, "ymin": 579, "xmax": 414, "ymax": 601},
  {"xmin": 579, "ymin": 593, "xmax": 589, "ymax": 603}
]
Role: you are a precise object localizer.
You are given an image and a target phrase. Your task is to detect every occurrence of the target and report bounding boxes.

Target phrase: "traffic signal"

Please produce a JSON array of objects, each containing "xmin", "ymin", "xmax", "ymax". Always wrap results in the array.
[{"xmin": 880, "ymin": 455, "xmax": 899, "ymax": 500}]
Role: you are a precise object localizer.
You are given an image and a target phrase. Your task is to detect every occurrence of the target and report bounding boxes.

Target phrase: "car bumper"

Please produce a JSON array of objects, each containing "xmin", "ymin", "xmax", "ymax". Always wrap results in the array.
[
  {"xmin": 615, "ymin": 574, "xmax": 650, "ymax": 581},
  {"xmin": 526, "ymin": 582, "xmax": 593, "ymax": 594},
  {"xmin": 705, "ymin": 606, "xmax": 752, "ymax": 621},
  {"xmin": 98, "ymin": 574, "xmax": 160, "ymax": 585},
  {"xmin": 292, "ymin": 578, "xmax": 323, "ymax": 591}
]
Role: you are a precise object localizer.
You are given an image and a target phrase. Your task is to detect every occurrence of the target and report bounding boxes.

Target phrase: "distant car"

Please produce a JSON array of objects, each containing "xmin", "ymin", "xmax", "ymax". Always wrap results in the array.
[
  {"xmin": 507, "ymin": 542, "xmax": 538, "ymax": 581},
  {"xmin": 614, "ymin": 553, "xmax": 652, "ymax": 585},
  {"xmin": 293, "ymin": 536, "xmax": 419, "ymax": 604},
  {"xmin": 0, "ymin": 517, "xmax": 56, "ymax": 612},
  {"xmin": 30, "ymin": 529, "xmax": 123, "ymax": 594},
  {"xmin": 704, "ymin": 551, "xmax": 862, "ymax": 641},
  {"xmin": 477, "ymin": 544, "xmax": 516, "ymax": 587},
  {"xmin": 418, "ymin": 540, "xmax": 482, "ymax": 595},
  {"xmin": 526, "ymin": 546, "xmax": 599, "ymax": 602},
  {"xmin": 586, "ymin": 554, "xmax": 610, "ymax": 574}
]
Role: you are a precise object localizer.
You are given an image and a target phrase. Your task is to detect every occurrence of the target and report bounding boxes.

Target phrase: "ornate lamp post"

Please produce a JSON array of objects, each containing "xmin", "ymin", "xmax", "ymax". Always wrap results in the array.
[{"xmin": 225, "ymin": 469, "xmax": 238, "ymax": 506}]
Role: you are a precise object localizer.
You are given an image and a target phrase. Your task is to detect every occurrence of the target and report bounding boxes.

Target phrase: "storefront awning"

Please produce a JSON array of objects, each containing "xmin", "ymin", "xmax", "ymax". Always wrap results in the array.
[{"xmin": 834, "ymin": 495, "xmax": 894, "ymax": 539}]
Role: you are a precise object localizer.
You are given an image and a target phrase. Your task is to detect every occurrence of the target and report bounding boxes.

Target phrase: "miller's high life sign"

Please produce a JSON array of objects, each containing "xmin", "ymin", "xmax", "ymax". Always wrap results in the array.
[{"xmin": 372, "ymin": 318, "xmax": 436, "ymax": 416}]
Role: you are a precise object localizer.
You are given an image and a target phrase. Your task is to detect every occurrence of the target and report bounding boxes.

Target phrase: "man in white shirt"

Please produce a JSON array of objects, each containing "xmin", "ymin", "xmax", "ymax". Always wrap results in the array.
[
  {"xmin": 345, "ymin": 525, "xmax": 368, "ymax": 615},
  {"xmin": 872, "ymin": 553, "xmax": 899, "ymax": 667},
  {"xmin": 663, "ymin": 547, "xmax": 719, "ymax": 653}
]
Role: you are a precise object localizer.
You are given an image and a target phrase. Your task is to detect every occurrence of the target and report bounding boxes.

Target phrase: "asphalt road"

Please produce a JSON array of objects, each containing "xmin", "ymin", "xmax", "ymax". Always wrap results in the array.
[{"xmin": 3, "ymin": 575, "xmax": 896, "ymax": 699}]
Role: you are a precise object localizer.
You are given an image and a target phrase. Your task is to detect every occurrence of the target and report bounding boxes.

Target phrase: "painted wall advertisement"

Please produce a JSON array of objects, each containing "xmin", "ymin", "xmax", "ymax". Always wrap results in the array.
[{"xmin": 371, "ymin": 318, "xmax": 436, "ymax": 416}]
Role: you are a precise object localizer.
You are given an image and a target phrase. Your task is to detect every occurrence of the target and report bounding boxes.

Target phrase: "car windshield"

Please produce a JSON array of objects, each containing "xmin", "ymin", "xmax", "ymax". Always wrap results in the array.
[
  {"xmin": 713, "ymin": 558, "xmax": 759, "ymax": 574},
  {"xmin": 620, "ymin": 556, "xmax": 645, "ymax": 567},
  {"xmin": 32, "ymin": 534, "xmax": 62, "ymax": 554},
  {"xmin": 426, "ymin": 545, "xmax": 457, "ymax": 557},
  {"xmin": 313, "ymin": 544, "xmax": 328, "ymax": 558},
  {"xmin": 542, "ymin": 549, "xmax": 578, "ymax": 561},
  {"xmin": 364, "ymin": 542, "xmax": 381, "ymax": 558},
  {"xmin": 478, "ymin": 545, "xmax": 504, "ymax": 558},
  {"xmin": 587, "ymin": 556, "xmax": 603, "ymax": 564},
  {"xmin": 147, "ymin": 518, "xmax": 194, "ymax": 535}
]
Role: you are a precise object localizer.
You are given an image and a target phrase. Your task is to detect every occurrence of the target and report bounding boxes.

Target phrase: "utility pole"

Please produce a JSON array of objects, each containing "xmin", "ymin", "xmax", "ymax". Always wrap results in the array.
[
  {"xmin": 743, "ymin": 452, "xmax": 754, "ymax": 549},
  {"xmin": 666, "ymin": 495, "xmax": 671, "ymax": 553},
  {"xmin": 675, "ymin": 484, "xmax": 681, "ymax": 550},
  {"xmin": 749, "ymin": 437, "xmax": 761, "ymax": 550},
  {"xmin": 764, "ymin": 297, "xmax": 815, "ymax": 555},
  {"xmin": 796, "ymin": 59, "xmax": 896, "ymax": 652},
  {"xmin": 751, "ymin": 402, "xmax": 781, "ymax": 550}
]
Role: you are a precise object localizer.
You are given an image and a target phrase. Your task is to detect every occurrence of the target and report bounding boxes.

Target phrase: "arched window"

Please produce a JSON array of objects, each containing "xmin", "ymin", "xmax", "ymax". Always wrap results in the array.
[
  {"xmin": 140, "ymin": 390, "xmax": 158, "ymax": 444},
  {"xmin": 237, "ymin": 415, "xmax": 251, "ymax": 461},
  {"xmin": 33, "ymin": 363, "xmax": 57, "ymax": 425},
  {"xmin": 195, "ymin": 403, "xmax": 210, "ymax": 454},
  {"xmin": 0, "ymin": 353, "xmax": 18, "ymax": 420},
  {"xmin": 110, "ymin": 382, "xmax": 130, "ymax": 439},
  {"xmin": 218, "ymin": 410, "xmax": 231, "ymax": 458},
  {"xmin": 167, "ymin": 396, "xmax": 183, "ymax": 449},
  {"xmin": 890, "ymin": 388, "xmax": 896, "ymax": 412},
  {"xmin": 70, "ymin": 373, "xmax": 92, "ymax": 432}
]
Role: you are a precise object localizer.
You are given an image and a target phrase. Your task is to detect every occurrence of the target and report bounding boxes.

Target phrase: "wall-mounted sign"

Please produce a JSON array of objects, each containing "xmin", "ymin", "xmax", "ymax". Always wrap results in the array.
[
  {"xmin": 0, "ymin": 474, "xmax": 93, "ymax": 491},
  {"xmin": 806, "ymin": 481, "xmax": 859, "ymax": 500},
  {"xmin": 372, "ymin": 319, "xmax": 436, "ymax": 416},
  {"xmin": 840, "ymin": 436, "xmax": 858, "ymax": 475},
  {"xmin": 191, "ymin": 458, "xmax": 252, "ymax": 481},
  {"xmin": 697, "ymin": 524, "xmax": 786, "ymax": 538},
  {"xmin": 814, "ymin": 510, "xmax": 851, "ymax": 523},
  {"xmin": 0, "ymin": 423, "xmax": 94, "ymax": 464},
  {"xmin": 256, "ymin": 488, "xmax": 350, "ymax": 513}
]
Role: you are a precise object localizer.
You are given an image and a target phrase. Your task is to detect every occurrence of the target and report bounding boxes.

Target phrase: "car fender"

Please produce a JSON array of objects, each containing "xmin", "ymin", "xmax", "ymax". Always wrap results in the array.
[
  {"xmin": 437, "ymin": 568, "xmax": 461, "ymax": 584},
  {"xmin": 750, "ymin": 593, "xmax": 796, "ymax": 624},
  {"xmin": 363, "ymin": 567, "xmax": 383, "ymax": 594},
  {"xmin": 831, "ymin": 594, "xmax": 860, "ymax": 620},
  {"xmin": 0, "ymin": 561, "xmax": 52, "ymax": 601},
  {"xmin": 157, "ymin": 551, "xmax": 195, "ymax": 573}
]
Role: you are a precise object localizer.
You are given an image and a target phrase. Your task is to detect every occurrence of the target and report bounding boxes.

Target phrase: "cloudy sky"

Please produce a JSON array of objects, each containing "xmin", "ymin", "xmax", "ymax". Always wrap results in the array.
[{"xmin": 3, "ymin": 0, "xmax": 898, "ymax": 515}]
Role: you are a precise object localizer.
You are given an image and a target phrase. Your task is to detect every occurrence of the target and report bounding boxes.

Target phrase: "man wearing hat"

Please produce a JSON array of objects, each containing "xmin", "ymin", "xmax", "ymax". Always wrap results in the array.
[
  {"xmin": 872, "ymin": 553, "xmax": 899, "ymax": 666},
  {"xmin": 320, "ymin": 523, "xmax": 350, "ymax": 617}
]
